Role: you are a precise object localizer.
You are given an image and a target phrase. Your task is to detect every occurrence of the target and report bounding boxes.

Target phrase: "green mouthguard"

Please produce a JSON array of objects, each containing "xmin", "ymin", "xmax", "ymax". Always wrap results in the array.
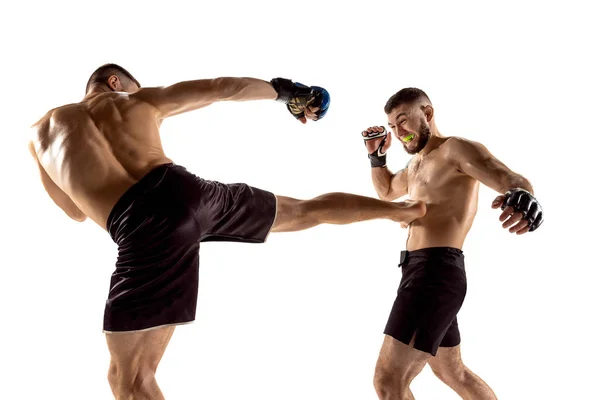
[{"xmin": 402, "ymin": 134, "xmax": 415, "ymax": 143}]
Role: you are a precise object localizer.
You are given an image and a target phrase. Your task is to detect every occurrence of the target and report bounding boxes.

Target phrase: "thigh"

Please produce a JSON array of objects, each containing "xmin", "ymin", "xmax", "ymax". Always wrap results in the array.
[
  {"xmin": 270, "ymin": 195, "xmax": 304, "ymax": 232},
  {"xmin": 195, "ymin": 179, "xmax": 277, "ymax": 243},
  {"xmin": 375, "ymin": 334, "xmax": 432, "ymax": 381},
  {"xmin": 106, "ymin": 325, "xmax": 176, "ymax": 375}
]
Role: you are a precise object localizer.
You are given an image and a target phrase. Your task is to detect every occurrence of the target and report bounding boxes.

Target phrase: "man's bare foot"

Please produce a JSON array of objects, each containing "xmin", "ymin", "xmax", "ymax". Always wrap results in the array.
[{"xmin": 393, "ymin": 200, "xmax": 426, "ymax": 228}]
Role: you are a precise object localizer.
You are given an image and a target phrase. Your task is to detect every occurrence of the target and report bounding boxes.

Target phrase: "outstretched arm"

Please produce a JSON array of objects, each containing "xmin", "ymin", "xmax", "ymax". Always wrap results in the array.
[
  {"xmin": 135, "ymin": 77, "xmax": 277, "ymax": 119},
  {"xmin": 450, "ymin": 137, "xmax": 534, "ymax": 194},
  {"xmin": 28, "ymin": 141, "xmax": 87, "ymax": 222},
  {"xmin": 450, "ymin": 137, "xmax": 543, "ymax": 234}
]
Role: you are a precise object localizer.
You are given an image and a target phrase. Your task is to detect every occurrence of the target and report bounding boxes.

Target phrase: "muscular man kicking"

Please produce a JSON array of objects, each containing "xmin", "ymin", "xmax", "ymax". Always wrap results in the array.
[
  {"xmin": 27, "ymin": 64, "xmax": 425, "ymax": 399},
  {"xmin": 361, "ymin": 88, "xmax": 544, "ymax": 400}
]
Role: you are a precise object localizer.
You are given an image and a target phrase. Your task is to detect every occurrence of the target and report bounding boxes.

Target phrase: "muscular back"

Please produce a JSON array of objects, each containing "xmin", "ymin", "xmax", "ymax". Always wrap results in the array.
[
  {"xmin": 30, "ymin": 92, "xmax": 172, "ymax": 228},
  {"xmin": 28, "ymin": 77, "xmax": 279, "ymax": 228},
  {"xmin": 405, "ymin": 138, "xmax": 479, "ymax": 250}
]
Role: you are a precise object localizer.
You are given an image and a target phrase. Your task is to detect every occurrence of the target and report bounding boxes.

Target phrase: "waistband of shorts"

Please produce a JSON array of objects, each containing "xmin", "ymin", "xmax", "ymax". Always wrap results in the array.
[
  {"xmin": 399, "ymin": 247, "xmax": 464, "ymax": 268},
  {"xmin": 106, "ymin": 163, "xmax": 174, "ymax": 232}
]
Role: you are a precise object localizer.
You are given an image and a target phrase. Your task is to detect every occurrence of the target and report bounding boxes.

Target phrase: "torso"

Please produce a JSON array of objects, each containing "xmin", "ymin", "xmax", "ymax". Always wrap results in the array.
[
  {"xmin": 30, "ymin": 92, "xmax": 172, "ymax": 229},
  {"xmin": 405, "ymin": 137, "xmax": 479, "ymax": 251}
]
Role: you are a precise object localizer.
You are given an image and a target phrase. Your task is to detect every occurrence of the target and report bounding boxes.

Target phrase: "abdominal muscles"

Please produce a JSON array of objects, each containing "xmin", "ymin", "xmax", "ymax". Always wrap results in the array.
[{"xmin": 406, "ymin": 180, "xmax": 479, "ymax": 251}]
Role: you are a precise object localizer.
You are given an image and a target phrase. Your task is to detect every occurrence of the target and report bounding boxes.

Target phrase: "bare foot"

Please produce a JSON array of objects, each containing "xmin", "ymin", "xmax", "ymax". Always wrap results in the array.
[{"xmin": 393, "ymin": 200, "xmax": 426, "ymax": 227}]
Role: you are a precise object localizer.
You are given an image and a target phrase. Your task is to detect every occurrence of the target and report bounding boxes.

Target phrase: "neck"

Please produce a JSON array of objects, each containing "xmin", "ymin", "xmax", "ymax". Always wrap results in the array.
[
  {"xmin": 418, "ymin": 123, "xmax": 443, "ymax": 158},
  {"xmin": 86, "ymin": 84, "xmax": 113, "ymax": 97}
]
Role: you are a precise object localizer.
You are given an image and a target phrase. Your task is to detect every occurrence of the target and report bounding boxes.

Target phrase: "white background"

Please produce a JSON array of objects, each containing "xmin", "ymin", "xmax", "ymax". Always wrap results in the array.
[{"xmin": 1, "ymin": 0, "xmax": 598, "ymax": 399}]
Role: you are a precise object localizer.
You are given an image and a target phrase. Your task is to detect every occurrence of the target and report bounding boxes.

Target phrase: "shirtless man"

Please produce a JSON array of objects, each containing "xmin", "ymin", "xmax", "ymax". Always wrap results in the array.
[
  {"xmin": 361, "ymin": 88, "xmax": 544, "ymax": 400},
  {"xmin": 28, "ymin": 64, "xmax": 426, "ymax": 399}
]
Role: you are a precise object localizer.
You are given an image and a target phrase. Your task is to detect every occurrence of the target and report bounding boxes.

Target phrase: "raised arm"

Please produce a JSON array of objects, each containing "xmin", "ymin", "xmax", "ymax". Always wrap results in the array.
[
  {"xmin": 361, "ymin": 126, "xmax": 409, "ymax": 201},
  {"xmin": 135, "ymin": 77, "xmax": 277, "ymax": 119},
  {"xmin": 372, "ymin": 167, "xmax": 408, "ymax": 201},
  {"xmin": 449, "ymin": 137, "xmax": 534, "ymax": 194},
  {"xmin": 135, "ymin": 77, "xmax": 330, "ymax": 122}
]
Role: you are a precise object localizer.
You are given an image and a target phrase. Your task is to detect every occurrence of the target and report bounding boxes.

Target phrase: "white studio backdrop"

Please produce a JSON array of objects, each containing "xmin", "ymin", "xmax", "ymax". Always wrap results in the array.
[{"xmin": 1, "ymin": 0, "xmax": 598, "ymax": 399}]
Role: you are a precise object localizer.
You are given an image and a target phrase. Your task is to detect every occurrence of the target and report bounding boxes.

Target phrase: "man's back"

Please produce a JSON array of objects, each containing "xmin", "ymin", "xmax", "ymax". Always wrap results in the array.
[
  {"xmin": 27, "ymin": 73, "xmax": 320, "ymax": 228},
  {"xmin": 30, "ymin": 92, "xmax": 172, "ymax": 228}
]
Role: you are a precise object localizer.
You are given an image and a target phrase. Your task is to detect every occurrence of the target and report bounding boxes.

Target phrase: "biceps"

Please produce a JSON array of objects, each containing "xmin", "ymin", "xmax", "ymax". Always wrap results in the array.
[
  {"xmin": 138, "ymin": 79, "xmax": 224, "ymax": 118},
  {"xmin": 389, "ymin": 169, "xmax": 409, "ymax": 200},
  {"xmin": 461, "ymin": 156, "xmax": 512, "ymax": 192}
]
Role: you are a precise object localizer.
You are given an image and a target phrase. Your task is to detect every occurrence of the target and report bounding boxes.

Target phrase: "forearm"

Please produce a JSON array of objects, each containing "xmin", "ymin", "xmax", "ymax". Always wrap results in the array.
[
  {"xmin": 142, "ymin": 77, "xmax": 278, "ymax": 118},
  {"xmin": 501, "ymin": 173, "xmax": 534, "ymax": 195},
  {"xmin": 212, "ymin": 77, "xmax": 277, "ymax": 102},
  {"xmin": 30, "ymin": 142, "xmax": 87, "ymax": 223},
  {"xmin": 371, "ymin": 167, "xmax": 394, "ymax": 200},
  {"xmin": 47, "ymin": 189, "xmax": 87, "ymax": 222},
  {"xmin": 61, "ymin": 206, "xmax": 87, "ymax": 222}
]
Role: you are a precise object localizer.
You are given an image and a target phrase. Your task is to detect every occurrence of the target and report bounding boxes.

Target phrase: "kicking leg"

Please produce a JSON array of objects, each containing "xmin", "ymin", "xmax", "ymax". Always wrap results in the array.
[
  {"xmin": 271, "ymin": 193, "xmax": 425, "ymax": 233},
  {"xmin": 373, "ymin": 335, "xmax": 432, "ymax": 400},
  {"xmin": 106, "ymin": 326, "xmax": 176, "ymax": 400},
  {"xmin": 428, "ymin": 345, "xmax": 497, "ymax": 400}
]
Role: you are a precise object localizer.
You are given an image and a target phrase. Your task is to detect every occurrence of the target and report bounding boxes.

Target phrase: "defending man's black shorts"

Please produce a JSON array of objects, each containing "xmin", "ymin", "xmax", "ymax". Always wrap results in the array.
[{"xmin": 384, "ymin": 247, "xmax": 467, "ymax": 356}]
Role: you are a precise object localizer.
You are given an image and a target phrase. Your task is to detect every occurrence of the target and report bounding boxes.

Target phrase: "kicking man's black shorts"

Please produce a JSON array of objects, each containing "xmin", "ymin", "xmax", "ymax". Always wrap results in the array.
[
  {"xmin": 103, "ymin": 163, "xmax": 277, "ymax": 333},
  {"xmin": 384, "ymin": 247, "xmax": 467, "ymax": 356}
]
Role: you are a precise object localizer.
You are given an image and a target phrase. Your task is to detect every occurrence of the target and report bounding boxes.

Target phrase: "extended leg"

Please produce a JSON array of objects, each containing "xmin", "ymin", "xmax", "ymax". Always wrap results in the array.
[
  {"xmin": 106, "ymin": 326, "xmax": 176, "ymax": 400},
  {"xmin": 271, "ymin": 193, "xmax": 425, "ymax": 232},
  {"xmin": 428, "ymin": 345, "xmax": 497, "ymax": 400}
]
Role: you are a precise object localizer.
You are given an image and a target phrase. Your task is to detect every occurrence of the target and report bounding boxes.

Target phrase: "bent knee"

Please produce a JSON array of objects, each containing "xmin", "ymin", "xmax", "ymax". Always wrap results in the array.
[
  {"xmin": 107, "ymin": 363, "xmax": 118, "ymax": 386},
  {"xmin": 107, "ymin": 362, "xmax": 157, "ymax": 395},
  {"xmin": 374, "ymin": 367, "xmax": 409, "ymax": 396},
  {"xmin": 373, "ymin": 370, "xmax": 391, "ymax": 393},
  {"xmin": 430, "ymin": 363, "xmax": 467, "ymax": 384}
]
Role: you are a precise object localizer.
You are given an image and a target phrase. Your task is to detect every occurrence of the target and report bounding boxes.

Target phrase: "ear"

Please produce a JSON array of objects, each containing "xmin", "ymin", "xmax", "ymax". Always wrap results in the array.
[
  {"xmin": 107, "ymin": 75, "xmax": 121, "ymax": 91},
  {"xmin": 422, "ymin": 104, "xmax": 434, "ymax": 122}
]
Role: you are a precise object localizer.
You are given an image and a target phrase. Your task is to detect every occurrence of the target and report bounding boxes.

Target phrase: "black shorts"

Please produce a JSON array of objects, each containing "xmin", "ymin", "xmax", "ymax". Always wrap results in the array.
[
  {"xmin": 103, "ymin": 163, "xmax": 277, "ymax": 333},
  {"xmin": 384, "ymin": 247, "xmax": 467, "ymax": 356}
]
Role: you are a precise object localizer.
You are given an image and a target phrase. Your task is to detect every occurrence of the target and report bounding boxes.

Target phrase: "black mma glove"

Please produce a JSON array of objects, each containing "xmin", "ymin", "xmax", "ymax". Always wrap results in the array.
[{"xmin": 501, "ymin": 188, "xmax": 544, "ymax": 232}]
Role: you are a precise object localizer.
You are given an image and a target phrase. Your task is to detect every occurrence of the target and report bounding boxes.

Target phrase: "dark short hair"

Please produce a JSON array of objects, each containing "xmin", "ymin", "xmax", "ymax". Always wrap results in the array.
[
  {"xmin": 85, "ymin": 63, "xmax": 140, "ymax": 94},
  {"xmin": 384, "ymin": 88, "xmax": 431, "ymax": 114}
]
